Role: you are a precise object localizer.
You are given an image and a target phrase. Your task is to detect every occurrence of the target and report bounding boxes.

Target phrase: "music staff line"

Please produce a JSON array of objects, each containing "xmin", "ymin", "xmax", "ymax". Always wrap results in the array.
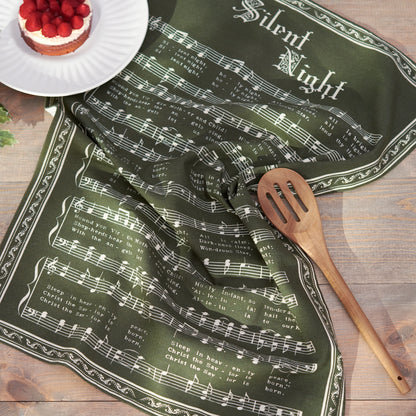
[
  {"xmin": 84, "ymin": 112, "xmax": 172, "ymax": 164},
  {"xmin": 202, "ymin": 258, "xmax": 293, "ymax": 301},
  {"xmin": 83, "ymin": 147, "xmax": 280, "ymax": 234},
  {"xmin": 160, "ymin": 207, "xmax": 249, "ymax": 237},
  {"xmin": 45, "ymin": 239, "xmax": 315, "ymax": 356},
  {"xmin": 244, "ymin": 104, "xmax": 344, "ymax": 162},
  {"xmin": 85, "ymin": 96, "xmax": 227, "ymax": 174},
  {"xmin": 75, "ymin": 154, "xmax": 279, "ymax": 245},
  {"xmin": 51, "ymin": 193, "xmax": 295, "ymax": 306},
  {"xmin": 76, "ymin": 169, "xmax": 297, "ymax": 298},
  {"xmin": 71, "ymin": 198, "xmax": 288, "ymax": 285},
  {"xmin": 78, "ymin": 176, "xmax": 181, "ymax": 243},
  {"xmin": 53, "ymin": 224, "xmax": 294, "ymax": 309},
  {"xmin": 20, "ymin": 306, "xmax": 303, "ymax": 416},
  {"xmin": 77, "ymin": 154, "xmax": 281, "ymax": 250},
  {"xmin": 122, "ymin": 62, "xmax": 302, "ymax": 165},
  {"xmin": 84, "ymin": 146, "xmax": 229, "ymax": 214},
  {"xmin": 91, "ymin": 146, "xmax": 113, "ymax": 165},
  {"xmin": 216, "ymin": 141, "xmax": 256, "ymax": 183},
  {"xmin": 129, "ymin": 56, "xmax": 344, "ymax": 162},
  {"xmin": 148, "ymin": 15, "xmax": 382, "ymax": 144},
  {"xmin": 73, "ymin": 101, "xmax": 201, "ymax": 168},
  {"xmin": 39, "ymin": 256, "xmax": 316, "ymax": 372},
  {"xmin": 119, "ymin": 65, "xmax": 224, "ymax": 104},
  {"xmin": 73, "ymin": 188, "xmax": 246, "ymax": 242},
  {"xmin": 69, "ymin": 197, "xmax": 205, "ymax": 278},
  {"xmin": 80, "ymin": 175, "xmax": 251, "ymax": 241},
  {"xmin": 234, "ymin": 204, "xmax": 263, "ymax": 221}
]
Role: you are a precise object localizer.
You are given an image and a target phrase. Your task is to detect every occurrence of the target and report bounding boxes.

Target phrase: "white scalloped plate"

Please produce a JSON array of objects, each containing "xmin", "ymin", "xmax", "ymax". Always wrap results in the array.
[{"xmin": 0, "ymin": 0, "xmax": 149, "ymax": 96}]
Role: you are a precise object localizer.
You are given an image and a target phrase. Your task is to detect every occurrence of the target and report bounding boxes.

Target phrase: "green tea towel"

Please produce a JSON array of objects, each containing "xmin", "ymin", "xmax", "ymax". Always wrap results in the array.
[{"xmin": 1, "ymin": 1, "xmax": 415, "ymax": 415}]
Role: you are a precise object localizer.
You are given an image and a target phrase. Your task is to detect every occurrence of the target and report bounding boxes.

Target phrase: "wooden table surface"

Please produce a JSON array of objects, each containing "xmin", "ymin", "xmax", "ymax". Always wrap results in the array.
[{"xmin": 0, "ymin": 1, "xmax": 415, "ymax": 415}]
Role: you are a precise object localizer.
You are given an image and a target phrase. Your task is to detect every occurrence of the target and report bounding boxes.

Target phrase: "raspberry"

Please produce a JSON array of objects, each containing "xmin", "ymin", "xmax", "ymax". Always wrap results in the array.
[
  {"xmin": 36, "ymin": 0, "xmax": 48, "ymax": 12},
  {"xmin": 42, "ymin": 23, "xmax": 58, "ymax": 38},
  {"xmin": 51, "ymin": 16, "xmax": 64, "ymax": 27},
  {"xmin": 61, "ymin": 1, "xmax": 75, "ymax": 19},
  {"xmin": 25, "ymin": 12, "xmax": 42, "ymax": 32},
  {"xmin": 19, "ymin": 1, "xmax": 36, "ymax": 19},
  {"xmin": 76, "ymin": 3, "xmax": 90, "ymax": 18},
  {"xmin": 58, "ymin": 22, "xmax": 72, "ymax": 37},
  {"xmin": 41, "ymin": 11, "xmax": 53, "ymax": 25},
  {"xmin": 70, "ymin": 15, "xmax": 84, "ymax": 30},
  {"xmin": 49, "ymin": 1, "xmax": 61, "ymax": 13}
]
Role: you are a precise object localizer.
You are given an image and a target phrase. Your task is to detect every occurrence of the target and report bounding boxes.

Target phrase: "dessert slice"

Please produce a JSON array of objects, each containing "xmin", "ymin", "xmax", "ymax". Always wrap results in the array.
[{"xmin": 18, "ymin": 0, "xmax": 92, "ymax": 56}]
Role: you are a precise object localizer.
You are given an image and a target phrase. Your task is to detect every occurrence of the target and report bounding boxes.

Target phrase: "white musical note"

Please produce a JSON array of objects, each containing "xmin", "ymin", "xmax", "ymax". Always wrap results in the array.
[
  {"xmin": 59, "ymin": 263, "xmax": 70, "ymax": 278},
  {"xmin": 111, "ymin": 349, "xmax": 122, "ymax": 363},
  {"xmin": 90, "ymin": 275, "xmax": 102, "ymax": 293},
  {"xmin": 117, "ymin": 260, "xmax": 129, "ymax": 275},
  {"xmin": 84, "ymin": 246, "xmax": 95, "ymax": 261},
  {"xmin": 68, "ymin": 323, "xmax": 78, "ymax": 337},
  {"xmin": 185, "ymin": 374, "xmax": 199, "ymax": 392},
  {"xmin": 132, "ymin": 355, "xmax": 145, "ymax": 371},
  {"xmin": 230, "ymin": 59, "xmax": 245, "ymax": 74},
  {"xmin": 224, "ymin": 322, "xmax": 235, "ymax": 337},
  {"xmin": 170, "ymin": 29, "xmax": 188, "ymax": 44},
  {"xmin": 159, "ymin": 365, "xmax": 170, "ymax": 382},
  {"xmin": 81, "ymin": 327, "xmax": 92, "ymax": 341},
  {"xmin": 77, "ymin": 268, "xmax": 90, "ymax": 285},
  {"xmin": 69, "ymin": 240, "xmax": 80, "ymax": 254},
  {"xmin": 223, "ymin": 259, "xmax": 231, "ymax": 273},
  {"xmin": 55, "ymin": 319, "xmax": 65, "ymax": 333},
  {"xmin": 237, "ymin": 392, "xmax": 250, "ymax": 411},
  {"xmin": 221, "ymin": 389, "xmax": 234, "ymax": 407},
  {"xmin": 200, "ymin": 382, "xmax": 213, "ymax": 400},
  {"xmin": 94, "ymin": 337, "xmax": 105, "ymax": 350},
  {"xmin": 97, "ymin": 254, "xmax": 107, "ymax": 264},
  {"xmin": 106, "ymin": 280, "xmax": 120, "ymax": 296},
  {"xmin": 119, "ymin": 291, "xmax": 132, "ymax": 307}
]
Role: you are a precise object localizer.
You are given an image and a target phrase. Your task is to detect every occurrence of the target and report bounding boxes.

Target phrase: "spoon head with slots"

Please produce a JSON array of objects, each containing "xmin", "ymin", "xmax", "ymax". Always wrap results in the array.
[{"xmin": 257, "ymin": 168, "xmax": 325, "ymax": 257}]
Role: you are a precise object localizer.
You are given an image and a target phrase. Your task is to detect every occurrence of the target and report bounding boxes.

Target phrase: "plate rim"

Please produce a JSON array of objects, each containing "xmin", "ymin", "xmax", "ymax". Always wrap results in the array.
[{"xmin": 0, "ymin": 0, "xmax": 149, "ymax": 97}]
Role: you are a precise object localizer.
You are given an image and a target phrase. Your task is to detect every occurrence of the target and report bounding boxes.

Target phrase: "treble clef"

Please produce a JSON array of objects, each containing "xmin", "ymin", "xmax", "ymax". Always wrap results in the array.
[
  {"xmin": 74, "ymin": 197, "xmax": 85, "ymax": 212},
  {"xmin": 46, "ymin": 257, "xmax": 59, "ymax": 274}
]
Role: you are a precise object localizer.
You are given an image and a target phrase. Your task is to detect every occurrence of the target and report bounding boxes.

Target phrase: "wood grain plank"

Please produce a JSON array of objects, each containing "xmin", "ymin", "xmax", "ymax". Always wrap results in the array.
[
  {"xmin": 1, "ymin": 400, "xmax": 416, "ymax": 416},
  {"xmin": 321, "ymin": 284, "xmax": 416, "ymax": 400},
  {"xmin": 0, "ymin": 346, "xmax": 113, "ymax": 403},
  {"xmin": 316, "ymin": 162, "xmax": 416, "ymax": 285},
  {"xmin": 3, "ymin": 399, "xmax": 415, "ymax": 416},
  {"xmin": 0, "ymin": 115, "xmax": 51, "ymax": 184},
  {"xmin": 315, "ymin": 0, "xmax": 416, "ymax": 59},
  {"xmin": 346, "ymin": 400, "xmax": 416, "ymax": 416},
  {"xmin": 0, "ymin": 183, "xmax": 31, "ymax": 239},
  {"xmin": 0, "ymin": 401, "xmax": 147, "ymax": 416}
]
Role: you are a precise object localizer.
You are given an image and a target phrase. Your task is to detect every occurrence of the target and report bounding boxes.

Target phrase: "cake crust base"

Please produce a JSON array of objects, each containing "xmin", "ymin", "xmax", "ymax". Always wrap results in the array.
[{"xmin": 20, "ymin": 19, "xmax": 91, "ymax": 56}]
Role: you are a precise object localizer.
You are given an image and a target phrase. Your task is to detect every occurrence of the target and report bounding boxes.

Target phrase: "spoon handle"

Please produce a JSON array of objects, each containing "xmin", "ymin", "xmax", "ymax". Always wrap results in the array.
[{"xmin": 314, "ymin": 248, "xmax": 410, "ymax": 394}]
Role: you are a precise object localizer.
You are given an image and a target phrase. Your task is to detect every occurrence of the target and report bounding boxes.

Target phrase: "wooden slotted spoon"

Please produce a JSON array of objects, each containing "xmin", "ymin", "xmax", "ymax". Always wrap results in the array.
[{"xmin": 257, "ymin": 167, "xmax": 410, "ymax": 394}]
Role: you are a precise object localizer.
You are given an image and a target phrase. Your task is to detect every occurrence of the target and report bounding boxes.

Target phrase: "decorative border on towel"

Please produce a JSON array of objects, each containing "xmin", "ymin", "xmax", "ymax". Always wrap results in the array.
[
  {"xmin": 277, "ymin": 0, "xmax": 416, "ymax": 85},
  {"xmin": 0, "ymin": 321, "xmax": 204, "ymax": 416},
  {"xmin": 295, "ymin": 251, "xmax": 345, "ymax": 416},
  {"xmin": 0, "ymin": 109, "xmax": 74, "ymax": 298},
  {"xmin": 309, "ymin": 121, "xmax": 416, "ymax": 194}
]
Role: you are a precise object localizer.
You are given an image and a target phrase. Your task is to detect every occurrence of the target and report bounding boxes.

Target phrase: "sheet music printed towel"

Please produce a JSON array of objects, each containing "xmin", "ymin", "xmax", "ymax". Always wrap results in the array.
[{"xmin": 1, "ymin": 1, "xmax": 415, "ymax": 415}]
